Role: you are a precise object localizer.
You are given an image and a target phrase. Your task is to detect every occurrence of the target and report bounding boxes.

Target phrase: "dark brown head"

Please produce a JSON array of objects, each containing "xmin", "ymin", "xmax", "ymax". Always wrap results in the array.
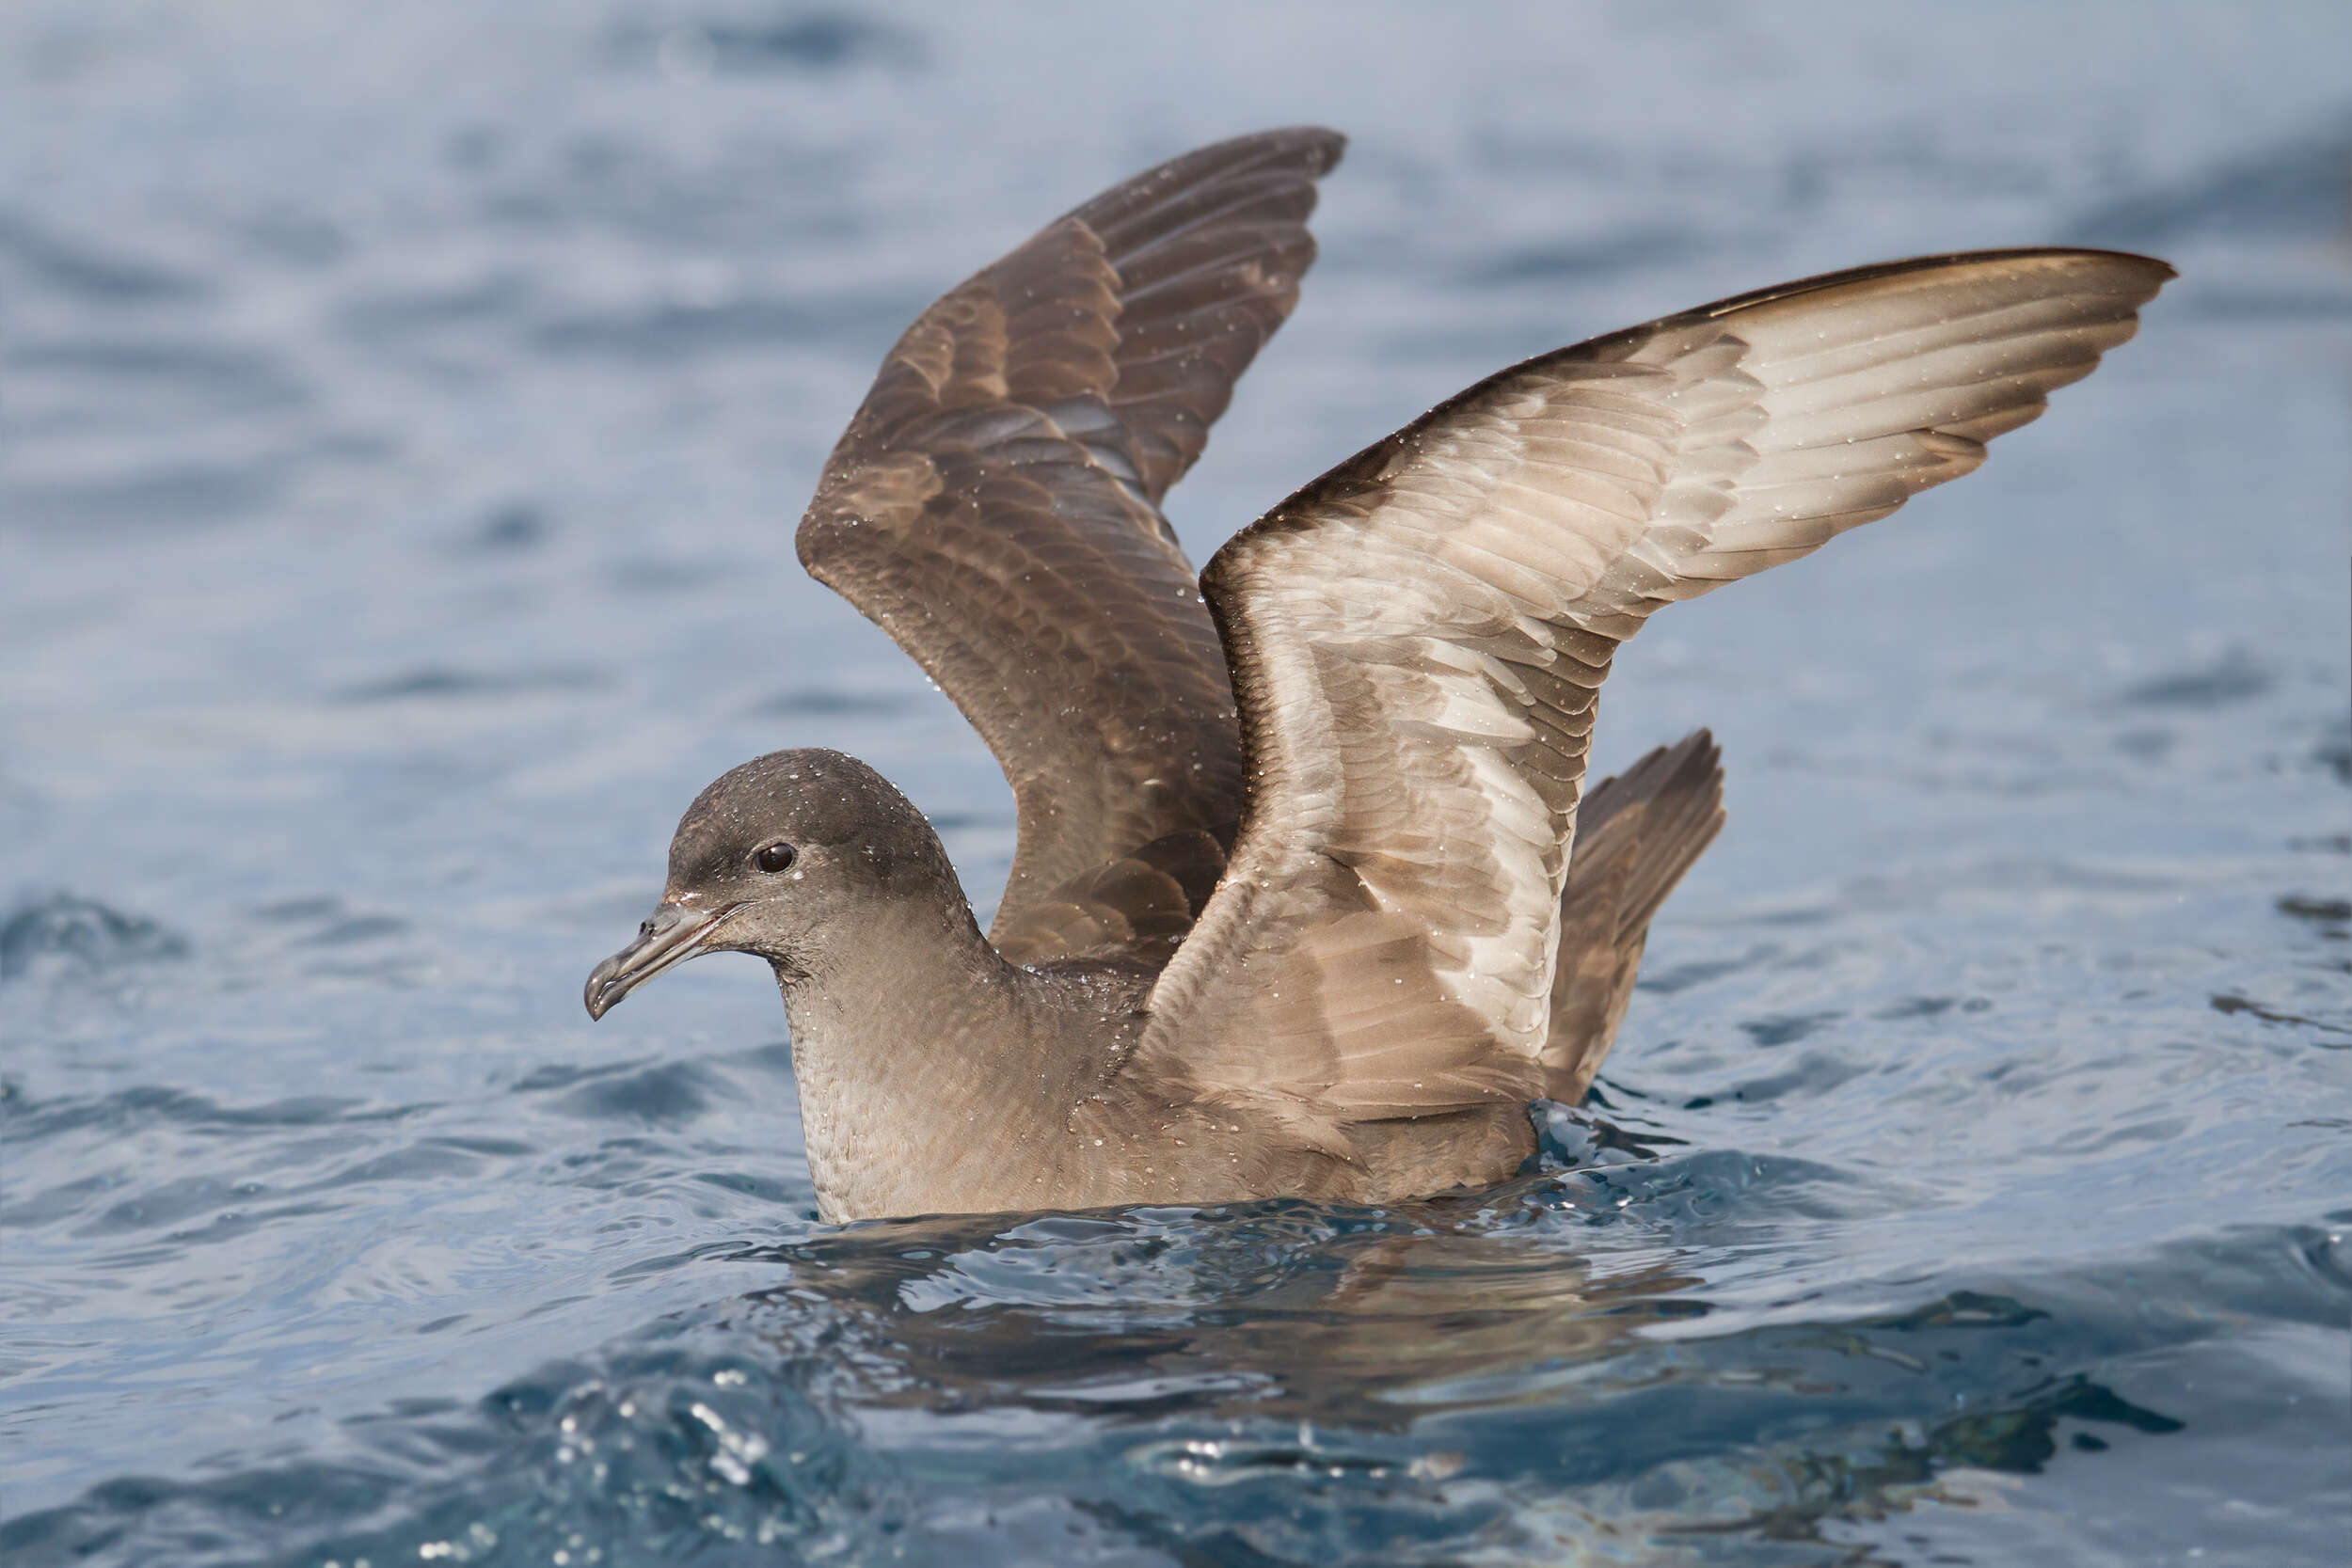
[{"xmin": 583, "ymin": 748, "xmax": 961, "ymax": 1018}]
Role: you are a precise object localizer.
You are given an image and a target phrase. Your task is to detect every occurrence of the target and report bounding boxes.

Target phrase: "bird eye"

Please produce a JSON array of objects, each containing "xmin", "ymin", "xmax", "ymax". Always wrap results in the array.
[{"xmin": 753, "ymin": 842, "xmax": 798, "ymax": 874}]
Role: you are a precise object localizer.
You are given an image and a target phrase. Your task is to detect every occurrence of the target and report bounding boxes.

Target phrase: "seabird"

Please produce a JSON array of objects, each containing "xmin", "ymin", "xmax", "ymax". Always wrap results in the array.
[{"xmin": 583, "ymin": 128, "xmax": 2170, "ymax": 1223}]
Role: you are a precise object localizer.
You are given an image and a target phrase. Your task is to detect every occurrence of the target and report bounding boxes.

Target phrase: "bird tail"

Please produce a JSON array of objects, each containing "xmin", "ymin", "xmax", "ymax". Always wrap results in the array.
[{"xmin": 1543, "ymin": 730, "xmax": 1726, "ymax": 1102}]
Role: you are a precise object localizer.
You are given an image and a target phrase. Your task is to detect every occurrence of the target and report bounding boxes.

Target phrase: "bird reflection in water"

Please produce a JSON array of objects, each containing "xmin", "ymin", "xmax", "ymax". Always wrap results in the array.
[{"xmin": 676, "ymin": 1129, "xmax": 2185, "ymax": 1558}]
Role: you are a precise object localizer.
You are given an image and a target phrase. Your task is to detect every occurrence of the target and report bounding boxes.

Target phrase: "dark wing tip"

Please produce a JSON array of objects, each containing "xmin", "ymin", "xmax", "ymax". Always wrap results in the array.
[
  {"xmin": 1265, "ymin": 123, "xmax": 1348, "ymax": 174},
  {"xmin": 1135, "ymin": 124, "xmax": 1347, "ymax": 180},
  {"xmin": 1682, "ymin": 246, "xmax": 2175, "ymax": 327},
  {"xmin": 1066, "ymin": 125, "xmax": 1347, "ymax": 255},
  {"xmin": 1215, "ymin": 123, "xmax": 1347, "ymax": 161}
]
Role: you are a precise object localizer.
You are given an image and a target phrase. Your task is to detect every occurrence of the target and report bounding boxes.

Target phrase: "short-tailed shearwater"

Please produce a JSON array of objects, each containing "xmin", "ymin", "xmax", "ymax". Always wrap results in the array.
[{"xmin": 584, "ymin": 128, "xmax": 2170, "ymax": 1223}]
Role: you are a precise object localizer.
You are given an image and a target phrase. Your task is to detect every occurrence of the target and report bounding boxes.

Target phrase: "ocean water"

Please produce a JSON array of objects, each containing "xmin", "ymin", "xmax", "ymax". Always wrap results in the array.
[{"xmin": 4, "ymin": 3, "xmax": 2349, "ymax": 1562}]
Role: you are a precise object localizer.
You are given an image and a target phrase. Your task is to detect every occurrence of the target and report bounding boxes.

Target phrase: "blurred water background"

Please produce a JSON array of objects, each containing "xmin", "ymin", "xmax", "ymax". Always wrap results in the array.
[{"xmin": 4, "ymin": 3, "xmax": 2350, "ymax": 1563}]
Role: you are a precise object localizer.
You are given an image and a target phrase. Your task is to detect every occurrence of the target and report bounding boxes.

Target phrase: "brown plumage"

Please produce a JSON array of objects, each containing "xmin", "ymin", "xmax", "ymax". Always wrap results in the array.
[
  {"xmin": 796, "ymin": 128, "xmax": 1342, "ymax": 955},
  {"xmin": 585, "ymin": 128, "xmax": 2172, "ymax": 1222}
]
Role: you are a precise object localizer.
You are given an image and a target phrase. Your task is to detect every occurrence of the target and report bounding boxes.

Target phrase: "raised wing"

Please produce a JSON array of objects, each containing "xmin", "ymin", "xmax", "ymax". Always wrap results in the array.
[
  {"xmin": 797, "ymin": 128, "xmax": 1345, "ymax": 962},
  {"xmin": 1136, "ymin": 249, "xmax": 2172, "ymax": 1172}
]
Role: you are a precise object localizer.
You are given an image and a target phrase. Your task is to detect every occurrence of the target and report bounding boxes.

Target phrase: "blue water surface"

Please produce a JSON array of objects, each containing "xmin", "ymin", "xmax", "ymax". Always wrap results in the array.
[{"xmin": 4, "ymin": 4, "xmax": 2349, "ymax": 1563}]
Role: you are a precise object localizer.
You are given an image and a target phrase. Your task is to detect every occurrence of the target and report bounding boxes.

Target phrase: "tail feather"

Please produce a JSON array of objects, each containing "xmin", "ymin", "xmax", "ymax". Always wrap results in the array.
[{"xmin": 1543, "ymin": 730, "xmax": 1725, "ymax": 1102}]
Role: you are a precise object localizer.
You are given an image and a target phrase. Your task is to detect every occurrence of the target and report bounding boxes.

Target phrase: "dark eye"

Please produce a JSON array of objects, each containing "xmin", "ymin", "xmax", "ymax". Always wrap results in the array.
[{"xmin": 753, "ymin": 842, "xmax": 798, "ymax": 874}]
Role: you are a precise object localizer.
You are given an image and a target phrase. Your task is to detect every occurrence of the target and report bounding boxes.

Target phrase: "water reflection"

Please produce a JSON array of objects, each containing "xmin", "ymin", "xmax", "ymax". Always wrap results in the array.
[
  {"xmin": 596, "ymin": 1175, "xmax": 2195, "ymax": 1563},
  {"xmin": 744, "ymin": 1184, "xmax": 1704, "ymax": 1431},
  {"xmin": 1, "ymin": 1156, "xmax": 2249, "ymax": 1566}
]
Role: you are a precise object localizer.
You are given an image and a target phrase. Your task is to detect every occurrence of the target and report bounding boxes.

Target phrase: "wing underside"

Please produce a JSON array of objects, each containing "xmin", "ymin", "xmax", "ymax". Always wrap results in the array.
[{"xmin": 1130, "ymin": 248, "xmax": 2171, "ymax": 1178}]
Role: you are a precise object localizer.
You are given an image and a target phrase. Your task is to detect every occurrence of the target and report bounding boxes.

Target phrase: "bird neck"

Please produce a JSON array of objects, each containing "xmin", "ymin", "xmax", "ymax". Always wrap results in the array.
[{"xmin": 772, "ymin": 894, "xmax": 1103, "ymax": 1221}]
